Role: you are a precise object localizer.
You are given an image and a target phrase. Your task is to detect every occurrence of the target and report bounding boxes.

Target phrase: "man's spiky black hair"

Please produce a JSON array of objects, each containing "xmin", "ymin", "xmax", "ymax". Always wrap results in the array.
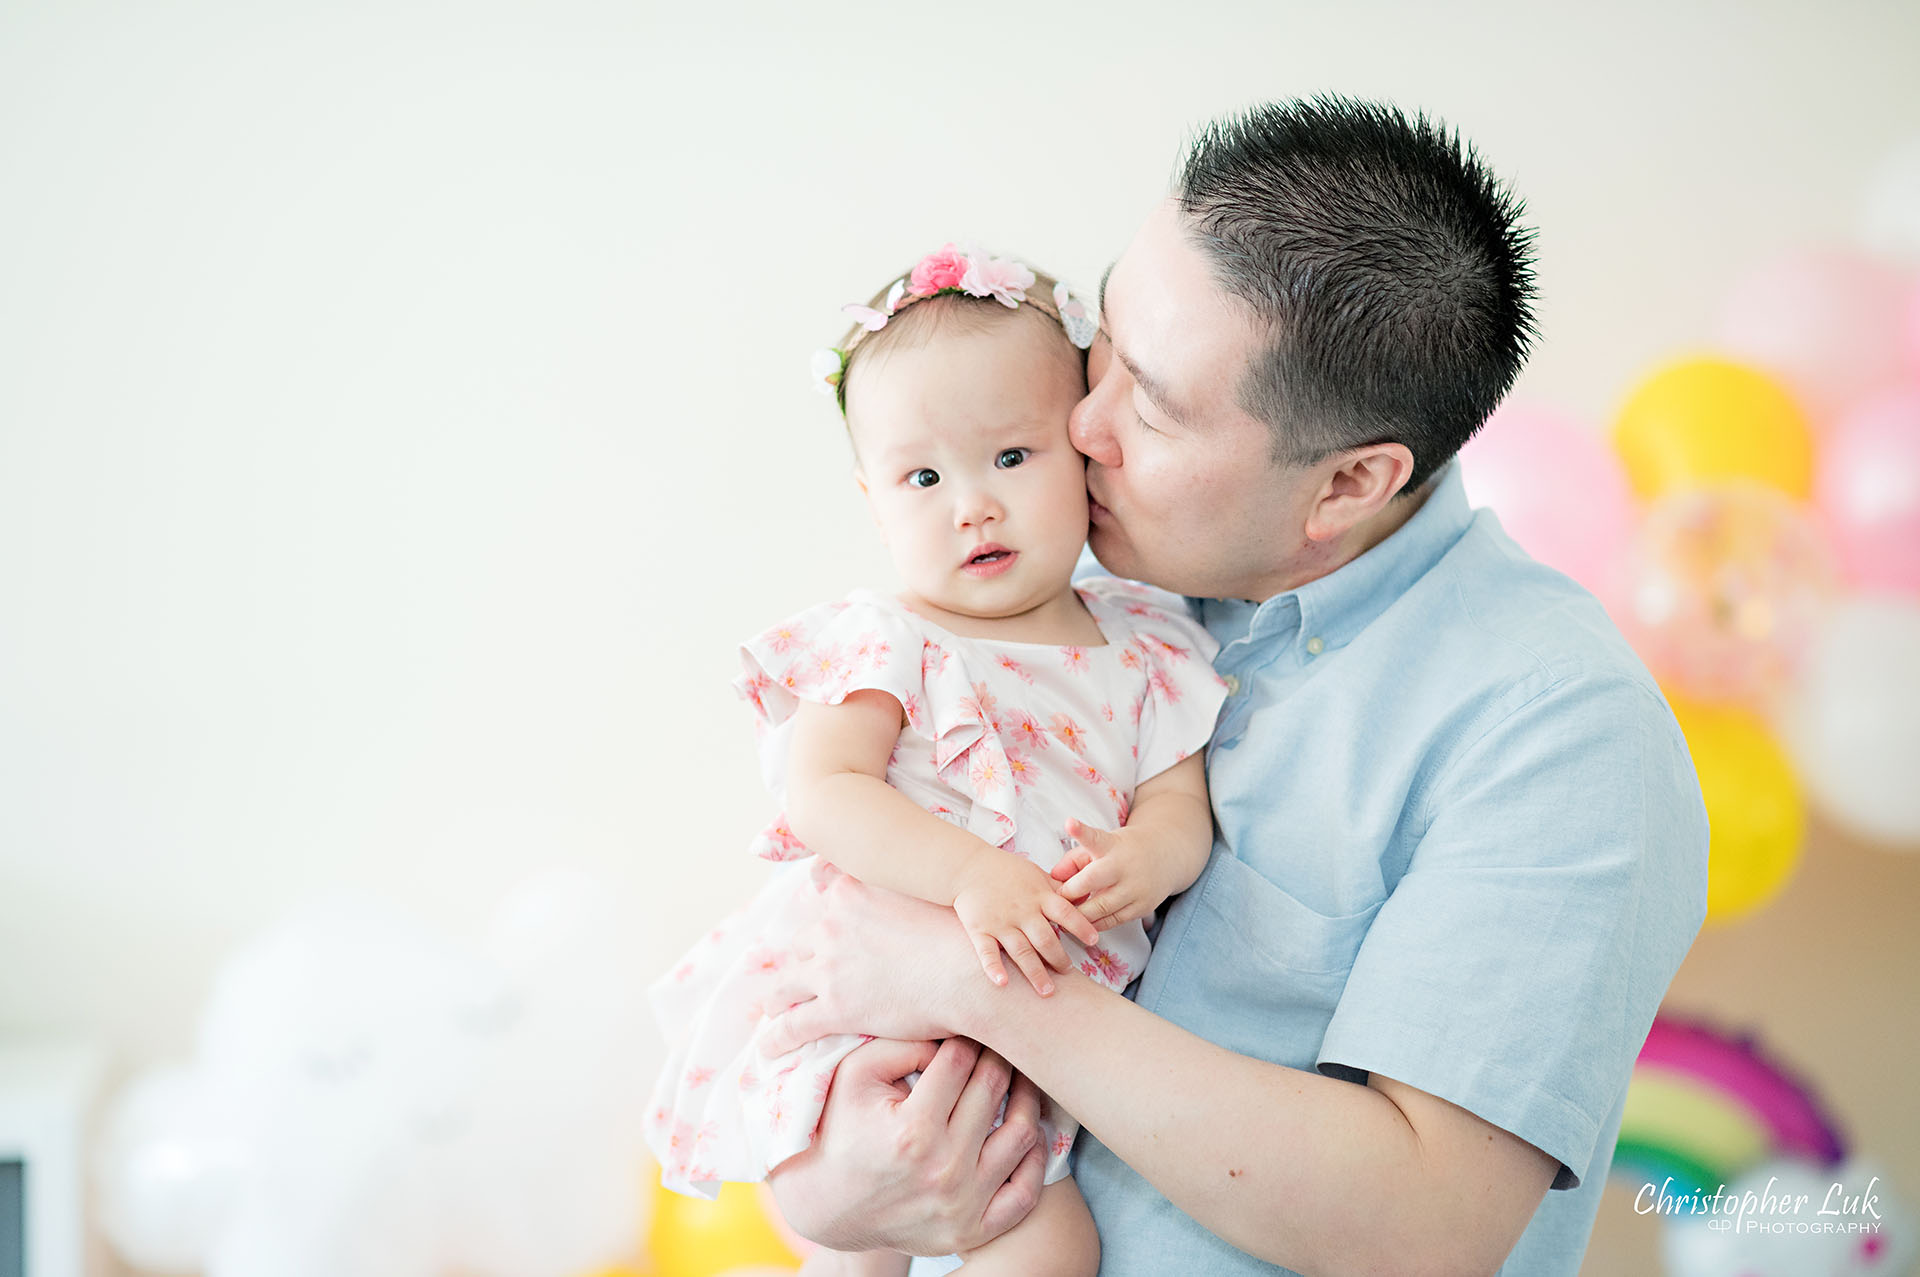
[{"xmin": 1178, "ymin": 95, "xmax": 1539, "ymax": 493}]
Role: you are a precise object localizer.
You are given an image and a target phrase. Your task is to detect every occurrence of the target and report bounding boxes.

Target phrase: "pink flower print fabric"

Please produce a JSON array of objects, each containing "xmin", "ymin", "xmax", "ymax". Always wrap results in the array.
[{"xmin": 644, "ymin": 577, "xmax": 1228, "ymax": 1199}]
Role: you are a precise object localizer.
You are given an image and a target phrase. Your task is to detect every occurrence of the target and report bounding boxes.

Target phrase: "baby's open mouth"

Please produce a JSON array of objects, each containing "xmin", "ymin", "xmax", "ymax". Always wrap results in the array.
[{"xmin": 961, "ymin": 544, "xmax": 1018, "ymax": 576}]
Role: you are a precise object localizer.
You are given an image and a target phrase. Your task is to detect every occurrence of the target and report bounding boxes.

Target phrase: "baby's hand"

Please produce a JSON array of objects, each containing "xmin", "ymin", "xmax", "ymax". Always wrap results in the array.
[
  {"xmin": 952, "ymin": 852, "xmax": 1102, "ymax": 997},
  {"xmin": 1050, "ymin": 818, "xmax": 1171, "ymax": 932}
]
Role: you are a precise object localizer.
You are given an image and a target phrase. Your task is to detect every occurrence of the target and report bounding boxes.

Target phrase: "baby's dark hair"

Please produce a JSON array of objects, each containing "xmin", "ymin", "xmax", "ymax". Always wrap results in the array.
[{"xmin": 830, "ymin": 259, "xmax": 1088, "ymax": 417}]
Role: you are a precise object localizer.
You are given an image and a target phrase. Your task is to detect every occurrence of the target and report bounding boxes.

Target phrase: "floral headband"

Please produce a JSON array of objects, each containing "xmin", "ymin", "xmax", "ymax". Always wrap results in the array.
[{"xmin": 810, "ymin": 243, "xmax": 1099, "ymax": 406}]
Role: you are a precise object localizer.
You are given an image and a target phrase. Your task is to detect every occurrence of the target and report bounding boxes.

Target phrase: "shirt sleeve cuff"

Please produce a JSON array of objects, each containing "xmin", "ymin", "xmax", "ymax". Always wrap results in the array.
[{"xmin": 1317, "ymin": 1005, "xmax": 1603, "ymax": 1191}]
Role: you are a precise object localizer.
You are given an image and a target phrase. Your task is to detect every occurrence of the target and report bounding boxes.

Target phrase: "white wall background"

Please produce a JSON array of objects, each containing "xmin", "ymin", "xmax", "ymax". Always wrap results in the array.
[{"xmin": 3, "ymin": 0, "xmax": 1917, "ymax": 1090}]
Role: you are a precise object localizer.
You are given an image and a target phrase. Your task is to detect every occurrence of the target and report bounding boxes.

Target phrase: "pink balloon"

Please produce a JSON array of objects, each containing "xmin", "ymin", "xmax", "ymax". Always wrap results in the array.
[
  {"xmin": 1458, "ymin": 402, "xmax": 1636, "ymax": 603},
  {"xmin": 1617, "ymin": 481, "xmax": 1837, "ymax": 704},
  {"xmin": 1904, "ymin": 282, "xmax": 1920, "ymax": 380},
  {"xmin": 1715, "ymin": 250, "xmax": 1915, "ymax": 424},
  {"xmin": 1813, "ymin": 384, "xmax": 1920, "ymax": 592}
]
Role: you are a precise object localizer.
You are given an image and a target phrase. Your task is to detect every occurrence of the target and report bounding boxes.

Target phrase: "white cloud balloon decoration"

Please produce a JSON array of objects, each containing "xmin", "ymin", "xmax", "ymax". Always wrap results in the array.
[{"xmin": 94, "ymin": 869, "xmax": 656, "ymax": 1277}]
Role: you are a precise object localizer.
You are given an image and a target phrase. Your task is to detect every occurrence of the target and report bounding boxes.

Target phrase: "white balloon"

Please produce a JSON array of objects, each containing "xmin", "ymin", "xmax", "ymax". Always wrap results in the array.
[
  {"xmin": 1776, "ymin": 596, "xmax": 1920, "ymax": 845},
  {"xmin": 93, "ymin": 1065, "xmax": 249, "ymax": 1273},
  {"xmin": 429, "ymin": 866, "xmax": 657, "ymax": 1275},
  {"xmin": 1659, "ymin": 1156, "xmax": 1915, "ymax": 1277},
  {"xmin": 93, "ymin": 881, "xmax": 655, "ymax": 1276}
]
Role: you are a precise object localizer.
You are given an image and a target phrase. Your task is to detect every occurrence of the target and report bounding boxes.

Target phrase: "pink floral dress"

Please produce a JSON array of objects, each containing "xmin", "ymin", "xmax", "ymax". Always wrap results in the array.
[{"xmin": 644, "ymin": 576, "xmax": 1228, "ymax": 1198}]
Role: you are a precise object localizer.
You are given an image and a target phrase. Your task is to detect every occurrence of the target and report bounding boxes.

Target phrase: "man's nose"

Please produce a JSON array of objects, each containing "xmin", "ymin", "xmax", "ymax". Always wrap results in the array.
[{"xmin": 1068, "ymin": 386, "xmax": 1122, "ymax": 467}]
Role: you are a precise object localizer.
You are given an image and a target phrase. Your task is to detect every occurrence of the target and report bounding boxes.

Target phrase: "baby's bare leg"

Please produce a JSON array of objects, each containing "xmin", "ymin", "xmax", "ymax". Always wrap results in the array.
[
  {"xmin": 953, "ymin": 1175, "xmax": 1099, "ymax": 1276},
  {"xmin": 798, "ymin": 1247, "xmax": 910, "ymax": 1277}
]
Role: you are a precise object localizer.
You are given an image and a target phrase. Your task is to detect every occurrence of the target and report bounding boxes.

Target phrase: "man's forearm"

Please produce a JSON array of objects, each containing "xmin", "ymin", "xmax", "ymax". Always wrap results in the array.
[
  {"xmin": 955, "ymin": 972, "xmax": 1444, "ymax": 1277},
  {"xmin": 761, "ymin": 874, "xmax": 1536, "ymax": 1272}
]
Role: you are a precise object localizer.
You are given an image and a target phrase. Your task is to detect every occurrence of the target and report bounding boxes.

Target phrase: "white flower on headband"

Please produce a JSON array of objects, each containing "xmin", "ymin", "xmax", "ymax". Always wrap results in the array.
[
  {"xmin": 810, "ymin": 347, "xmax": 846, "ymax": 397},
  {"xmin": 959, "ymin": 250, "xmax": 1035, "ymax": 309},
  {"xmin": 842, "ymin": 278, "xmax": 907, "ymax": 332},
  {"xmin": 1054, "ymin": 281, "xmax": 1098, "ymax": 350}
]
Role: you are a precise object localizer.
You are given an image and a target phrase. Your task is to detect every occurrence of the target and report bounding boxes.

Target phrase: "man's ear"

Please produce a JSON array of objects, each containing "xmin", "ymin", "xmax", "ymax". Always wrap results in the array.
[{"xmin": 1302, "ymin": 443, "xmax": 1415, "ymax": 543}]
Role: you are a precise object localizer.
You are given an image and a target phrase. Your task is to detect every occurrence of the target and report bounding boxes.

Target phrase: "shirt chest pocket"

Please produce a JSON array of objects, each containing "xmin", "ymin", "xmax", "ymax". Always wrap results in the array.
[{"xmin": 1148, "ymin": 851, "xmax": 1383, "ymax": 1069}]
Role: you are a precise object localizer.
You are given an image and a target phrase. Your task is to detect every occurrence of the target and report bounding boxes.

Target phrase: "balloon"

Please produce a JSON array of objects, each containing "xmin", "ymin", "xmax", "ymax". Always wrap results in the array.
[
  {"xmin": 96, "ymin": 882, "xmax": 659, "ymax": 1277},
  {"xmin": 646, "ymin": 1177, "xmax": 802, "ymax": 1277},
  {"xmin": 1617, "ymin": 482, "xmax": 1837, "ymax": 704},
  {"xmin": 1714, "ymin": 250, "xmax": 1914, "ymax": 423},
  {"xmin": 95, "ymin": 1066, "xmax": 251, "ymax": 1273},
  {"xmin": 1775, "ymin": 596, "xmax": 1920, "ymax": 846},
  {"xmin": 1667, "ymin": 694, "xmax": 1804, "ymax": 925},
  {"xmin": 1813, "ymin": 385, "xmax": 1920, "ymax": 593},
  {"xmin": 1613, "ymin": 1015, "xmax": 1848, "ymax": 1202},
  {"xmin": 1905, "ymin": 283, "xmax": 1920, "ymax": 379},
  {"xmin": 1859, "ymin": 135, "xmax": 1920, "ymax": 264},
  {"xmin": 1458, "ymin": 402, "xmax": 1635, "ymax": 601},
  {"xmin": 1612, "ymin": 357, "xmax": 1815, "ymax": 501},
  {"xmin": 1660, "ymin": 1156, "xmax": 1917, "ymax": 1277}
]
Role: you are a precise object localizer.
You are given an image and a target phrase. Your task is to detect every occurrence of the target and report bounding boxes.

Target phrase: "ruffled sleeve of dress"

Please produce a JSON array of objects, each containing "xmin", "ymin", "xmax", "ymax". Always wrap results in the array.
[
  {"xmin": 732, "ymin": 589, "xmax": 1021, "ymax": 859},
  {"xmin": 1080, "ymin": 575, "xmax": 1231, "ymax": 783}
]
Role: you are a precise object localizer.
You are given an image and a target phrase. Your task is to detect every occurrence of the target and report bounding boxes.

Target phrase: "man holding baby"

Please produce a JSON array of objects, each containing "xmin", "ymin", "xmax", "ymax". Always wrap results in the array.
[{"xmin": 760, "ymin": 94, "xmax": 1709, "ymax": 1276}]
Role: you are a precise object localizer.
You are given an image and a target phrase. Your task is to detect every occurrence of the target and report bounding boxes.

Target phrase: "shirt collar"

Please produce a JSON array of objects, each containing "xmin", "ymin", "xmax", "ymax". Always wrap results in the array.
[{"xmin": 1195, "ymin": 457, "xmax": 1475, "ymax": 659}]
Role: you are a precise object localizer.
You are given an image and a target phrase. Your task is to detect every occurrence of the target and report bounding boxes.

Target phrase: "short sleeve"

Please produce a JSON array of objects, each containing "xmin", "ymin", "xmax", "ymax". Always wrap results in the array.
[
  {"xmin": 735, "ymin": 595, "xmax": 927, "ymax": 735},
  {"xmin": 1314, "ymin": 673, "xmax": 1710, "ymax": 1190},
  {"xmin": 733, "ymin": 591, "xmax": 1021, "ymax": 855},
  {"xmin": 1078, "ymin": 576, "xmax": 1228, "ymax": 783}
]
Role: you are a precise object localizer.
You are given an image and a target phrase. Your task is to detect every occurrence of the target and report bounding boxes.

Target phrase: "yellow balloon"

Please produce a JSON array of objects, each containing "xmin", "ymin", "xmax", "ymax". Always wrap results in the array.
[
  {"xmin": 1667, "ymin": 693, "xmax": 1805, "ymax": 924},
  {"xmin": 1612, "ymin": 356, "xmax": 1815, "ymax": 501},
  {"xmin": 646, "ymin": 1176, "xmax": 802, "ymax": 1277}
]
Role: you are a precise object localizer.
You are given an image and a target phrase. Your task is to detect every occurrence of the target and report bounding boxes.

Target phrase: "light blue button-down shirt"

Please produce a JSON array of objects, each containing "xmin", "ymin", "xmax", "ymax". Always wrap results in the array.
[{"xmin": 913, "ymin": 457, "xmax": 1708, "ymax": 1276}]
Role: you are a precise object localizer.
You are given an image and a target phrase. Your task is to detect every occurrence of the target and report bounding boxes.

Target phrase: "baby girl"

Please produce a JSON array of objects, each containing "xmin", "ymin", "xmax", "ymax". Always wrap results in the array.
[{"xmin": 645, "ymin": 245, "xmax": 1227, "ymax": 1275}]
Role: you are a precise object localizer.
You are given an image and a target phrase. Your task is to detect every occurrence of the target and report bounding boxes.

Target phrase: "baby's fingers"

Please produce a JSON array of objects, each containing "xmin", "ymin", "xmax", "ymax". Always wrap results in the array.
[
  {"xmin": 1066, "ymin": 818, "xmax": 1121, "ymax": 855},
  {"xmin": 1078, "ymin": 888, "xmax": 1138, "ymax": 932},
  {"xmin": 1042, "ymin": 891, "xmax": 1101, "ymax": 948},
  {"xmin": 1001, "ymin": 931, "xmax": 1055, "ymax": 997},
  {"xmin": 1050, "ymin": 844, "xmax": 1093, "ymax": 884},
  {"xmin": 971, "ymin": 932, "xmax": 1010, "ymax": 988},
  {"xmin": 1060, "ymin": 856, "xmax": 1118, "ymax": 903},
  {"xmin": 1021, "ymin": 912, "xmax": 1075, "ymax": 976}
]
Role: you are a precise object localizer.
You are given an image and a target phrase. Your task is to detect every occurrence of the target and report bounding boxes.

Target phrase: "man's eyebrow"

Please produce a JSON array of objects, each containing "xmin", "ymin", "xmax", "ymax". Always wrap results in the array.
[
  {"xmin": 1095, "ymin": 260, "xmax": 1188, "ymax": 426},
  {"xmin": 1117, "ymin": 351, "xmax": 1188, "ymax": 426}
]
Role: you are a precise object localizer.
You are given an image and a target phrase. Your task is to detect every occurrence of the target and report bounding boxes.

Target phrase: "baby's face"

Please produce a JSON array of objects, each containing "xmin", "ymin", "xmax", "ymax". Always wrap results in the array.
[{"xmin": 848, "ymin": 317, "xmax": 1090, "ymax": 624}]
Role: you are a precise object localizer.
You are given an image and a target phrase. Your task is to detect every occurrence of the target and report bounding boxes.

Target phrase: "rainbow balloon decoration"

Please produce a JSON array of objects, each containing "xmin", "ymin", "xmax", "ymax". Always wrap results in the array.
[{"xmin": 1612, "ymin": 1015, "xmax": 1847, "ymax": 1198}]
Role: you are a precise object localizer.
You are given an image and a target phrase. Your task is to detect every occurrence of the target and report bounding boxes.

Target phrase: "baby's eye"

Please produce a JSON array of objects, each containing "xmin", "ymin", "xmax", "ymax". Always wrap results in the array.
[
  {"xmin": 995, "ymin": 448, "xmax": 1030, "ymax": 469},
  {"xmin": 907, "ymin": 468, "xmax": 940, "ymax": 488}
]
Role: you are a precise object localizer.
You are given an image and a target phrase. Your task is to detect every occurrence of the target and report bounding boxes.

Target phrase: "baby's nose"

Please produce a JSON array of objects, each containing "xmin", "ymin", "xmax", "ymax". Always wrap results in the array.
[{"xmin": 954, "ymin": 485, "xmax": 1004, "ymax": 528}]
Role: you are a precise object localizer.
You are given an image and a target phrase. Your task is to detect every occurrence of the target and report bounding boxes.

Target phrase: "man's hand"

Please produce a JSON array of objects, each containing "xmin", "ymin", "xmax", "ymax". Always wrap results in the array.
[
  {"xmin": 1050, "ymin": 817, "xmax": 1178, "ymax": 930},
  {"xmin": 952, "ymin": 851, "xmax": 1102, "ymax": 996},
  {"xmin": 765, "ymin": 1036, "xmax": 1048, "ymax": 1255},
  {"xmin": 763, "ymin": 865, "xmax": 991, "ymax": 1057}
]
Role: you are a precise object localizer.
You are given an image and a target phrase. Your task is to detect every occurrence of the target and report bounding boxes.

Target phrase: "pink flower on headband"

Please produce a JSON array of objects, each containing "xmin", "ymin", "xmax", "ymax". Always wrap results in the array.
[
  {"xmin": 908, "ymin": 245, "xmax": 969, "ymax": 297},
  {"xmin": 961, "ymin": 252, "xmax": 1036, "ymax": 309}
]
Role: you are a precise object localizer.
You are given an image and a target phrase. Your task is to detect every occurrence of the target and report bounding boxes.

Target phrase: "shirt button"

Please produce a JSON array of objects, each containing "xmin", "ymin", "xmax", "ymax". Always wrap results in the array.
[
  {"xmin": 1305, "ymin": 636, "xmax": 1325, "ymax": 656},
  {"xmin": 1223, "ymin": 674, "xmax": 1241, "ymax": 695}
]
